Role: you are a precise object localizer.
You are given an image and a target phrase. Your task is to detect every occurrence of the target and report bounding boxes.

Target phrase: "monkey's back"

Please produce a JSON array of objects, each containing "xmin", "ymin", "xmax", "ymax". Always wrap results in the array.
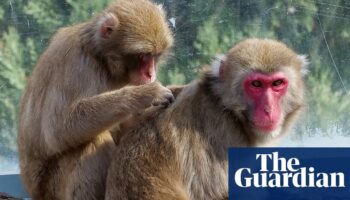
[
  {"xmin": 106, "ymin": 82, "xmax": 233, "ymax": 200},
  {"xmin": 106, "ymin": 114, "xmax": 189, "ymax": 199}
]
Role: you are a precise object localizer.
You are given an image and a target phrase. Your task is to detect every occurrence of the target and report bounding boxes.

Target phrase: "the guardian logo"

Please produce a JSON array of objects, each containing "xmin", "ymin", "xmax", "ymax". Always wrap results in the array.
[
  {"xmin": 229, "ymin": 148, "xmax": 350, "ymax": 200},
  {"xmin": 234, "ymin": 152, "xmax": 345, "ymax": 188}
]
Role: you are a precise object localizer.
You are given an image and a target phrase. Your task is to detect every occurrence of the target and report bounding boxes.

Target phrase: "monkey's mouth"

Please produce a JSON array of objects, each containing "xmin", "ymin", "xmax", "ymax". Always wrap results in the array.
[
  {"xmin": 138, "ymin": 54, "xmax": 156, "ymax": 83},
  {"xmin": 253, "ymin": 120, "xmax": 278, "ymax": 132},
  {"xmin": 139, "ymin": 64, "xmax": 156, "ymax": 82}
]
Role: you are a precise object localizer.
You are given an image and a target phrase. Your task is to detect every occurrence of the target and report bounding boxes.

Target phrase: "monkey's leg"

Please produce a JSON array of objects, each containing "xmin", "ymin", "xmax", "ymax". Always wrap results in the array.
[{"xmin": 64, "ymin": 136, "xmax": 114, "ymax": 200}]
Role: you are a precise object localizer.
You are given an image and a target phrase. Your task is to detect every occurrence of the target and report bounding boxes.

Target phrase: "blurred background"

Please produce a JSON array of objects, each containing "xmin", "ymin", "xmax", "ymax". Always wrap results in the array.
[{"xmin": 0, "ymin": 0, "xmax": 349, "ymax": 174}]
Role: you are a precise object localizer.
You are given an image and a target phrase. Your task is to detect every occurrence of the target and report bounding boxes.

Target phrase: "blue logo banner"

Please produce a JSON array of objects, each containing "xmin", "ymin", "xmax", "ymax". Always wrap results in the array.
[{"xmin": 229, "ymin": 148, "xmax": 350, "ymax": 200}]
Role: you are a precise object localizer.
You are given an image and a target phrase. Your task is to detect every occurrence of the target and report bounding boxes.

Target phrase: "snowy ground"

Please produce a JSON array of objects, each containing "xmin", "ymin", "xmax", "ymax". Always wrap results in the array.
[{"xmin": 1, "ymin": 136, "xmax": 349, "ymax": 175}]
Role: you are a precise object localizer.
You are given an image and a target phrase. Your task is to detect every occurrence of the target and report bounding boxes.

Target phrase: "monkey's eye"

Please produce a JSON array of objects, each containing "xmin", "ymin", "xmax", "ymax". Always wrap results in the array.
[
  {"xmin": 251, "ymin": 80, "xmax": 263, "ymax": 88},
  {"xmin": 272, "ymin": 79, "xmax": 284, "ymax": 87}
]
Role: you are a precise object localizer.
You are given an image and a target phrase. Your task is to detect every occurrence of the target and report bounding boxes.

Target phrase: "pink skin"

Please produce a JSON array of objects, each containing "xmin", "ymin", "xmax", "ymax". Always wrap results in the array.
[
  {"xmin": 138, "ymin": 53, "xmax": 156, "ymax": 83},
  {"xmin": 243, "ymin": 72, "xmax": 289, "ymax": 132}
]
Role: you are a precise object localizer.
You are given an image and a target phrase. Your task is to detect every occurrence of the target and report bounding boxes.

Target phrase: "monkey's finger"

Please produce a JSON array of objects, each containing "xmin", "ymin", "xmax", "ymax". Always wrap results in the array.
[
  {"xmin": 152, "ymin": 100, "xmax": 169, "ymax": 107},
  {"xmin": 161, "ymin": 101, "xmax": 171, "ymax": 108},
  {"xmin": 152, "ymin": 93, "xmax": 174, "ymax": 106},
  {"xmin": 166, "ymin": 93, "xmax": 175, "ymax": 104},
  {"xmin": 152, "ymin": 100, "xmax": 166, "ymax": 107}
]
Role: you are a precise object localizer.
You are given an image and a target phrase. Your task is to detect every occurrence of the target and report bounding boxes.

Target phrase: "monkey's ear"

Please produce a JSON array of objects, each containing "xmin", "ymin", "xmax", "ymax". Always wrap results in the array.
[
  {"xmin": 211, "ymin": 54, "xmax": 226, "ymax": 79},
  {"xmin": 98, "ymin": 13, "xmax": 119, "ymax": 39},
  {"xmin": 297, "ymin": 55, "xmax": 309, "ymax": 76}
]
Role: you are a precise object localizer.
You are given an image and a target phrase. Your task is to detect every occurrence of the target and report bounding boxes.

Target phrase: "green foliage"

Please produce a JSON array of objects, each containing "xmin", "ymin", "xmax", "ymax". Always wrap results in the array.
[
  {"xmin": 25, "ymin": 0, "xmax": 68, "ymax": 31},
  {"xmin": 24, "ymin": 38, "xmax": 39, "ymax": 74},
  {"xmin": 0, "ymin": 27, "xmax": 26, "ymax": 154},
  {"xmin": 0, "ymin": 7, "xmax": 4, "ymax": 21},
  {"xmin": 194, "ymin": 18, "xmax": 221, "ymax": 63},
  {"xmin": 306, "ymin": 53, "xmax": 350, "ymax": 135},
  {"xmin": 66, "ymin": 0, "xmax": 113, "ymax": 23}
]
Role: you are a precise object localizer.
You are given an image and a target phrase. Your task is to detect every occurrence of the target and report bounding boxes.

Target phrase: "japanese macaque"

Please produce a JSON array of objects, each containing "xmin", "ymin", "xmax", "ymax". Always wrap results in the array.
[
  {"xmin": 105, "ymin": 38, "xmax": 308, "ymax": 200},
  {"xmin": 17, "ymin": 0, "xmax": 173, "ymax": 199}
]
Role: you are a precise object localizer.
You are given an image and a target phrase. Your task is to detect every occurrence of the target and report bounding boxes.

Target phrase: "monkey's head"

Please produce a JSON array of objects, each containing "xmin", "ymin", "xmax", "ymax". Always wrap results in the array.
[
  {"xmin": 211, "ymin": 38, "xmax": 308, "ymax": 142},
  {"xmin": 89, "ymin": 0, "xmax": 173, "ymax": 85}
]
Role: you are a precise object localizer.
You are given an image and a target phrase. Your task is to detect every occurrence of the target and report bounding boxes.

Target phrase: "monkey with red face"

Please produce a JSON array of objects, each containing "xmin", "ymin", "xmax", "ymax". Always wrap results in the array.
[{"xmin": 105, "ymin": 38, "xmax": 308, "ymax": 200}]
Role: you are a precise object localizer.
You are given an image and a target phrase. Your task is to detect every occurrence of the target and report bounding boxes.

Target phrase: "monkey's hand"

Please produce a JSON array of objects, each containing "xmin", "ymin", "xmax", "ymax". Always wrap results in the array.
[
  {"xmin": 111, "ymin": 83, "xmax": 173, "ymax": 145},
  {"xmin": 130, "ymin": 82, "xmax": 175, "ymax": 111},
  {"xmin": 149, "ymin": 82, "xmax": 175, "ymax": 107},
  {"xmin": 167, "ymin": 85, "xmax": 187, "ymax": 99}
]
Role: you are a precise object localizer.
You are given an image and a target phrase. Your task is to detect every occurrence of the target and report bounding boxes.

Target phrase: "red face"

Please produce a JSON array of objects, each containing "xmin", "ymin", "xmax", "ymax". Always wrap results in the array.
[{"xmin": 243, "ymin": 72, "xmax": 289, "ymax": 132}]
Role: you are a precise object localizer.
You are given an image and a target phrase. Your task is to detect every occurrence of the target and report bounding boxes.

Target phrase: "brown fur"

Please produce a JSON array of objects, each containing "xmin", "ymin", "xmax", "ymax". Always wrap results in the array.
[
  {"xmin": 17, "ymin": 0, "xmax": 173, "ymax": 199},
  {"xmin": 168, "ymin": 85, "xmax": 187, "ymax": 98},
  {"xmin": 105, "ymin": 39, "xmax": 307, "ymax": 199},
  {"xmin": 110, "ymin": 86, "xmax": 185, "ymax": 145}
]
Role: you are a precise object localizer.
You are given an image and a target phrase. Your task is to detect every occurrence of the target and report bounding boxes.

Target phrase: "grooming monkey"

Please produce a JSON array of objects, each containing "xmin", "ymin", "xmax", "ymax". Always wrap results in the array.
[
  {"xmin": 111, "ymin": 84, "xmax": 187, "ymax": 145},
  {"xmin": 105, "ymin": 38, "xmax": 308, "ymax": 200},
  {"xmin": 17, "ymin": 0, "xmax": 173, "ymax": 199}
]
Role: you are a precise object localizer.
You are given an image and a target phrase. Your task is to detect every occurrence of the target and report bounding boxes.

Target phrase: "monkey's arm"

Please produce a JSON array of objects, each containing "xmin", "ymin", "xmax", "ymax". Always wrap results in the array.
[{"xmin": 45, "ymin": 83, "xmax": 173, "ymax": 155}]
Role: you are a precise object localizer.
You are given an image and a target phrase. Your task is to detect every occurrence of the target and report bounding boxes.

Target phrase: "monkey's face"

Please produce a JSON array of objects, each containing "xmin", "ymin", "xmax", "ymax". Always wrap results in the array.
[
  {"xmin": 243, "ymin": 72, "xmax": 289, "ymax": 134},
  {"xmin": 116, "ymin": 30, "xmax": 171, "ymax": 86},
  {"xmin": 216, "ymin": 38, "xmax": 307, "ymax": 141},
  {"xmin": 119, "ymin": 23, "xmax": 172, "ymax": 85},
  {"xmin": 124, "ymin": 53, "xmax": 161, "ymax": 85},
  {"xmin": 99, "ymin": 0, "xmax": 173, "ymax": 85}
]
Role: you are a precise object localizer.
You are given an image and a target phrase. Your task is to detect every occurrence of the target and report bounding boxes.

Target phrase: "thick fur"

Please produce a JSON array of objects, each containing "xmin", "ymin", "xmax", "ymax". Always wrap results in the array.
[
  {"xmin": 105, "ymin": 38, "xmax": 307, "ymax": 199},
  {"xmin": 17, "ymin": 0, "xmax": 173, "ymax": 199}
]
